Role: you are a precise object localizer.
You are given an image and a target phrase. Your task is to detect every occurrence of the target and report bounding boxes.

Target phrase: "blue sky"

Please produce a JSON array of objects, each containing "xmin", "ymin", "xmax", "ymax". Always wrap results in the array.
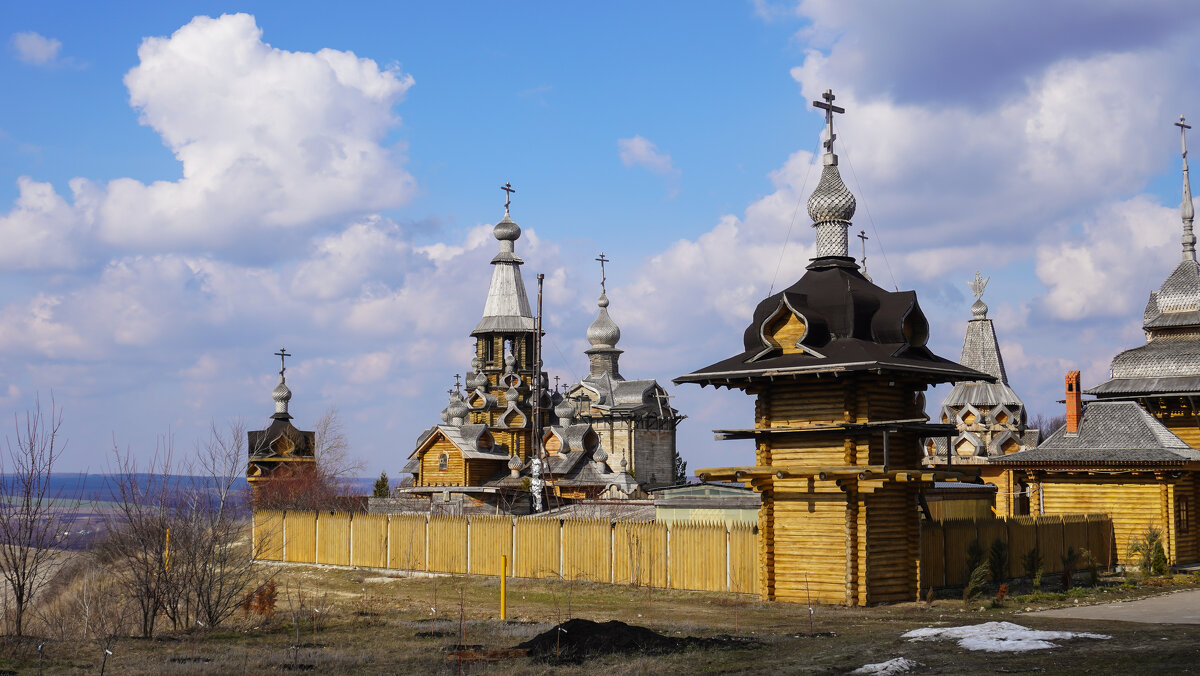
[{"xmin": 3, "ymin": 1, "xmax": 1200, "ymax": 475}]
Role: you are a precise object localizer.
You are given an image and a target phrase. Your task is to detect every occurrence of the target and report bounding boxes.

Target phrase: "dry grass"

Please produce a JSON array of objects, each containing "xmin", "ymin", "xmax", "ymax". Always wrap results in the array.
[{"xmin": 1, "ymin": 564, "xmax": 1198, "ymax": 674}]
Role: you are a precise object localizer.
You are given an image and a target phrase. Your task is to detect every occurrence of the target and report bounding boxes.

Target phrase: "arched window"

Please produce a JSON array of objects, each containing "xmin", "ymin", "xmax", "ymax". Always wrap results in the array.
[{"xmin": 438, "ymin": 453, "xmax": 449, "ymax": 471}]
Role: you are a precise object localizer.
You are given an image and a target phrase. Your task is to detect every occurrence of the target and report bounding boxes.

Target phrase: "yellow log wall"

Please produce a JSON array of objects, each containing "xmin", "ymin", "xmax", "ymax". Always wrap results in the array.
[
  {"xmin": 419, "ymin": 437, "xmax": 465, "ymax": 486},
  {"xmin": 864, "ymin": 484, "xmax": 920, "ymax": 603},
  {"xmin": 771, "ymin": 485, "xmax": 849, "ymax": 604},
  {"xmin": 1038, "ymin": 480, "xmax": 1164, "ymax": 565}
]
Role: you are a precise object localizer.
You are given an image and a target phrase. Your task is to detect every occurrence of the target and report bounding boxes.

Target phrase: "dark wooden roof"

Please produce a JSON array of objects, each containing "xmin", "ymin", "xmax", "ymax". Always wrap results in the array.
[
  {"xmin": 247, "ymin": 417, "xmax": 315, "ymax": 458},
  {"xmin": 675, "ymin": 257, "xmax": 989, "ymax": 387},
  {"xmin": 992, "ymin": 401, "xmax": 1200, "ymax": 467}
]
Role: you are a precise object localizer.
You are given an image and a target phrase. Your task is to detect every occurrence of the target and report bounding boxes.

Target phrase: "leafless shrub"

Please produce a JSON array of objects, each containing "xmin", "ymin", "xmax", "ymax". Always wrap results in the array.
[
  {"xmin": 0, "ymin": 395, "xmax": 82, "ymax": 636},
  {"xmin": 100, "ymin": 421, "xmax": 267, "ymax": 637}
]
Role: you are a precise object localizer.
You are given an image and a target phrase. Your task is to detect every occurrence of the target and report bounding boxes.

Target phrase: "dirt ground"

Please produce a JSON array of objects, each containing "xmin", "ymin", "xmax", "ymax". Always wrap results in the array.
[{"xmin": 4, "ymin": 563, "xmax": 1200, "ymax": 675}]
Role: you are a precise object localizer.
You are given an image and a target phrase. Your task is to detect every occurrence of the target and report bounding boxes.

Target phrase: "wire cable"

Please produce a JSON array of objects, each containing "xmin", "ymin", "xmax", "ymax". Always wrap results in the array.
[
  {"xmin": 768, "ymin": 137, "xmax": 823, "ymax": 296},
  {"xmin": 836, "ymin": 121, "xmax": 900, "ymax": 291}
]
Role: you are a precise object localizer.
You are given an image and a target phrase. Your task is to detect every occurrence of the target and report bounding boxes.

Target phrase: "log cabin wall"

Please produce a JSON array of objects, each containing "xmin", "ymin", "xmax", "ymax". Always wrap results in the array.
[
  {"xmin": 771, "ymin": 482, "xmax": 850, "ymax": 604},
  {"xmin": 1035, "ymin": 477, "xmax": 1170, "ymax": 565},
  {"xmin": 1176, "ymin": 473, "xmax": 1200, "ymax": 563},
  {"xmin": 746, "ymin": 374, "xmax": 931, "ymax": 604},
  {"xmin": 419, "ymin": 437, "xmax": 465, "ymax": 486},
  {"xmin": 864, "ymin": 483, "xmax": 921, "ymax": 603}
]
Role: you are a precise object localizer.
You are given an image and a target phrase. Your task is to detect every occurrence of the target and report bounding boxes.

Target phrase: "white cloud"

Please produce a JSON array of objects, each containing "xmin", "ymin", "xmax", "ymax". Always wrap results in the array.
[
  {"xmin": 618, "ymin": 135, "xmax": 679, "ymax": 177},
  {"xmin": 1035, "ymin": 195, "xmax": 1181, "ymax": 320},
  {"xmin": 10, "ymin": 32, "xmax": 61, "ymax": 65},
  {"xmin": 0, "ymin": 177, "xmax": 90, "ymax": 269},
  {"xmin": 0, "ymin": 13, "xmax": 417, "ymax": 268},
  {"xmin": 618, "ymin": 135, "xmax": 681, "ymax": 197}
]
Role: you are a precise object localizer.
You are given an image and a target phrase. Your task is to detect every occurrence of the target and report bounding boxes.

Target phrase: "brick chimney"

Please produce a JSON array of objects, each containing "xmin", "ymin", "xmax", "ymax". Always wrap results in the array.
[{"xmin": 1065, "ymin": 371, "xmax": 1083, "ymax": 434}]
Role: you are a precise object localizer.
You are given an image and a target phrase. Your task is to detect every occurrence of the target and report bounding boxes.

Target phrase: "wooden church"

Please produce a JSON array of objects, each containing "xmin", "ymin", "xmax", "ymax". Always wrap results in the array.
[
  {"xmin": 676, "ymin": 91, "xmax": 986, "ymax": 605},
  {"xmin": 399, "ymin": 193, "xmax": 641, "ymax": 512},
  {"xmin": 994, "ymin": 117, "xmax": 1200, "ymax": 566},
  {"xmin": 246, "ymin": 349, "xmax": 316, "ymax": 502}
]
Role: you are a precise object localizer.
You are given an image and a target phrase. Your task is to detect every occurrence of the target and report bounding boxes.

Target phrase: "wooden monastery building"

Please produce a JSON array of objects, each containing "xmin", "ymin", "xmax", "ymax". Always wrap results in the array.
[
  {"xmin": 676, "ymin": 91, "xmax": 987, "ymax": 605},
  {"xmin": 397, "ymin": 195, "xmax": 663, "ymax": 513},
  {"xmin": 922, "ymin": 272, "xmax": 1040, "ymax": 516},
  {"xmin": 994, "ymin": 117, "xmax": 1200, "ymax": 567},
  {"xmin": 246, "ymin": 350, "xmax": 316, "ymax": 503},
  {"xmin": 561, "ymin": 258, "xmax": 684, "ymax": 488}
]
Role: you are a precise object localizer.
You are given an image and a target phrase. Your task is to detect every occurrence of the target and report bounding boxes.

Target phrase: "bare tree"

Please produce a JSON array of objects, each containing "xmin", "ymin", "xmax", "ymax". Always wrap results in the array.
[
  {"xmin": 188, "ymin": 420, "xmax": 263, "ymax": 628},
  {"xmin": 313, "ymin": 406, "xmax": 363, "ymax": 486},
  {"xmin": 101, "ymin": 422, "xmax": 266, "ymax": 637},
  {"xmin": 99, "ymin": 437, "xmax": 175, "ymax": 638},
  {"xmin": 1028, "ymin": 413, "xmax": 1066, "ymax": 442},
  {"xmin": 0, "ymin": 396, "xmax": 81, "ymax": 636}
]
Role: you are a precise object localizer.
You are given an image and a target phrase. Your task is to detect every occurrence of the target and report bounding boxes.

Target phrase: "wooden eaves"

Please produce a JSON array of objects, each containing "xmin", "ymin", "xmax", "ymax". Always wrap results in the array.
[
  {"xmin": 696, "ymin": 464, "xmax": 978, "ymax": 484},
  {"xmin": 711, "ymin": 418, "xmax": 956, "ymax": 441}
]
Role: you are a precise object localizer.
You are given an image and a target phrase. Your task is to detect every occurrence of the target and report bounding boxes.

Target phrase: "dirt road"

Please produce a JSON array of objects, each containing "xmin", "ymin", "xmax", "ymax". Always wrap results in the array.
[{"xmin": 1029, "ymin": 589, "xmax": 1200, "ymax": 624}]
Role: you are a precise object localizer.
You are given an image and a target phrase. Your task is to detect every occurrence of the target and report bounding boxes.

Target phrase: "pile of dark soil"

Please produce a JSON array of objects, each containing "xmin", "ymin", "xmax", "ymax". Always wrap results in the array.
[{"xmin": 514, "ymin": 618, "xmax": 759, "ymax": 663}]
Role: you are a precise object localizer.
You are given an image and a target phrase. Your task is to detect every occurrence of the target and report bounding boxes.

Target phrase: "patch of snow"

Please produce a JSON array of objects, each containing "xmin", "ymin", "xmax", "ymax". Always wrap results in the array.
[
  {"xmin": 902, "ymin": 621, "xmax": 1110, "ymax": 653},
  {"xmin": 850, "ymin": 656, "xmax": 920, "ymax": 674}
]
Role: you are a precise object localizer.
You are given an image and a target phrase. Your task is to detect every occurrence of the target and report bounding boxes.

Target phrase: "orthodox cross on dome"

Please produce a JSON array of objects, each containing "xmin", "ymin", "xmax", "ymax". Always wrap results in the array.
[
  {"xmin": 501, "ymin": 182, "xmax": 515, "ymax": 213},
  {"xmin": 1178, "ymin": 115, "xmax": 1192, "ymax": 159},
  {"xmin": 812, "ymin": 89, "xmax": 845, "ymax": 155},
  {"xmin": 1177, "ymin": 115, "xmax": 1196, "ymax": 261},
  {"xmin": 857, "ymin": 230, "xmax": 869, "ymax": 274},
  {"xmin": 596, "ymin": 252, "xmax": 610, "ymax": 294},
  {"xmin": 553, "ymin": 375, "xmax": 561, "ymax": 392},
  {"xmin": 274, "ymin": 347, "xmax": 291, "ymax": 378},
  {"xmin": 453, "ymin": 373, "xmax": 462, "ymax": 391}
]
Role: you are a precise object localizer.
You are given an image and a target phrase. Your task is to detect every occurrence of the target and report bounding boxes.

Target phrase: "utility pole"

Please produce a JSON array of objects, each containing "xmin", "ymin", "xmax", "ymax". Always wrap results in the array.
[{"xmin": 531, "ymin": 273, "xmax": 546, "ymax": 512}]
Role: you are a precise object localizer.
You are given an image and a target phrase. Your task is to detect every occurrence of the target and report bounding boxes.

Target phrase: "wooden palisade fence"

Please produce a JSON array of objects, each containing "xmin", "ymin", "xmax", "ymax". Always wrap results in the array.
[
  {"xmin": 254, "ymin": 510, "xmax": 1113, "ymax": 598},
  {"xmin": 920, "ymin": 513, "xmax": 1114, "ymax": 589},
  {"xmin": 253, "ymin": 511, "xmax": 761, "ymax": 595}
]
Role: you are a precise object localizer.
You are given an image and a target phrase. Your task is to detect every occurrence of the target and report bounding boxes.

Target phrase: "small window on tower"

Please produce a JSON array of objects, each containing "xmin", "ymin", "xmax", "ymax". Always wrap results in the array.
[
  {"xmin": 438, "ymin": 453, "xmax": 449, "ymax": 471},
  {"xmin": 484, "ymin": 339, "xmax": 495, "ymax": 364}
]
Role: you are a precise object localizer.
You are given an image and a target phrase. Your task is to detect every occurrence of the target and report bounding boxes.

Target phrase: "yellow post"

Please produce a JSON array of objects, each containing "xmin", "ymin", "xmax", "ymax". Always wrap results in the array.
[
  {"xmin": 164, "ymin": 527, "xmax": 171, "ymax": 572},
  {"xmin": 500, "ymin": 554, "xmax": 508, "ymax": 620}
]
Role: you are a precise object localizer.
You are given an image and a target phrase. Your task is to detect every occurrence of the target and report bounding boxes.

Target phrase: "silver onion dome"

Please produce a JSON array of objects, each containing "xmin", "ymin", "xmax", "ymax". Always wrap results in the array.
[
  {"xmin": 586, "ymin": 293, "xmax": 621, "ymax": 348},
  {"xmin": 807, "ymin": 162, "xmax": 857, "ymax": 225},
  {"xmin": 507, "ymin": 454, "xmax": 523, "ymax": 471},
  {"xmin": 272, "ymin": 376, "xmax": 292, "ymax": 415},
  {"xmin": 493, "ymin": 213, "xmax": 521, "ymax": 242},
  {"xmin": 554, "ymin": 398, "xmax": 576, "ymax": 424},
  {"xmin": 446, "ymin": 390, "xmax": 470, "ymax": 425}
]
